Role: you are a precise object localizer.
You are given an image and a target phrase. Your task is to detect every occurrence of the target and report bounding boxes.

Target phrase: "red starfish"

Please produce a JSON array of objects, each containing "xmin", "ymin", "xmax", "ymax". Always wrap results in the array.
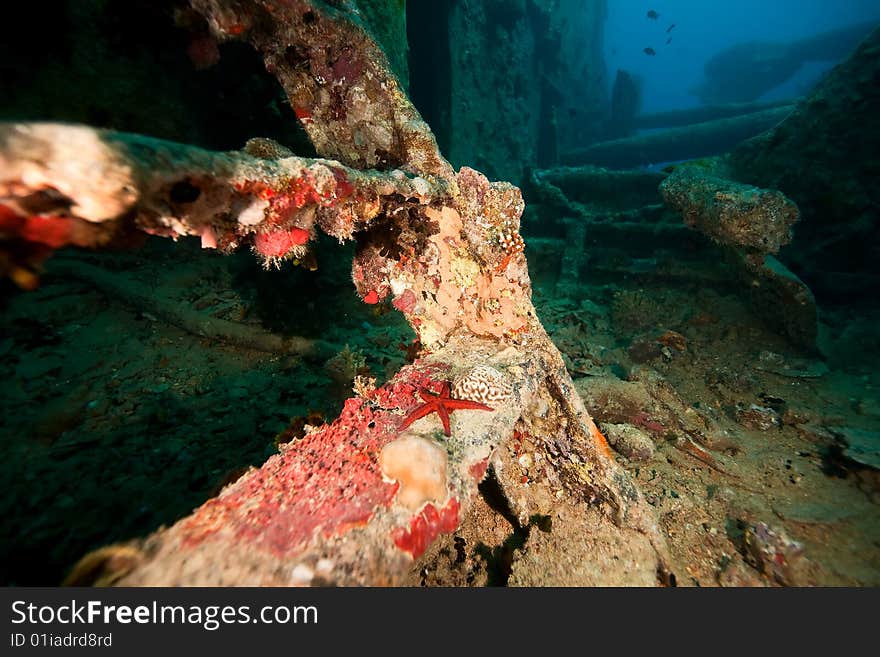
[{"xmin": 399, "ymin": 381, "xmax": 493, "ymax": 436}]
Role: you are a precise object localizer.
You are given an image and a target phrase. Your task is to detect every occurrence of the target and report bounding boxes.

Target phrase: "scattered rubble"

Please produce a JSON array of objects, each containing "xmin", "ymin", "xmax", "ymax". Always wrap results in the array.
[{"xmin": 601, "ymin": 423, "xmax": 656, "ymax": 462}]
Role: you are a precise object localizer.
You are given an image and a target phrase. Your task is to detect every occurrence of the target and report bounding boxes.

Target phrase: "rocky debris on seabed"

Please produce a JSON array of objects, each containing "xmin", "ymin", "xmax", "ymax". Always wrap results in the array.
[
  {"xmin": 743, "ymin": 521, "xmax": 810, "ymax": 586},
  {"xmin": 660, "ymin": 165, "xmax": 799, "ymax": 254},
  {"xmin": 753, "ymin": 350, "xmax": 829, "ymax": 378},
  {"xmin": 829, "ymin": 427, "xmax": 880, "ymax": 471},
  {"xmin": 734, "ymin": 253, "xmax": 818, "ymax": 352},
  {"xmin": 600, "ymin": 423, "xmax": 655, "ymax": 462},
  {"xmin": 535, "ymin": 271, "xmax": 880, "ymax": 586},
  {"xmin": 658, "ymin": 160, "xmax": 818, "ymax": 351},
  {"xmin": 628, "ymin": 329, "xmax": 688, "ymax": 364},
  {"xmin": 576, "ymin": 370, "xmax": 730, "ymax": 449},
  {"xmin": 734, "ymin": 404, "xmax": 782, "ymax": 431},
  {"xmin": 717, "ymin": 555, "xmax": 769, "ymax": 587}
]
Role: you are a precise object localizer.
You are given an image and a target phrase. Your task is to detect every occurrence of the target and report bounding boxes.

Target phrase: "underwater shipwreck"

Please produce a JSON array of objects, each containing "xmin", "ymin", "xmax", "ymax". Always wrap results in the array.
[{"xmin": 0, "ymin": 0, "xmax": 878, "ymax": 587}]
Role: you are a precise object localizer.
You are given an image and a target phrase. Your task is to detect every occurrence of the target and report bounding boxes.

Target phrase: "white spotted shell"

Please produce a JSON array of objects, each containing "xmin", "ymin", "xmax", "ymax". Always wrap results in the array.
[{"xmin": 451, "ymin": 365, "xmax": 512, "ymax": 405}]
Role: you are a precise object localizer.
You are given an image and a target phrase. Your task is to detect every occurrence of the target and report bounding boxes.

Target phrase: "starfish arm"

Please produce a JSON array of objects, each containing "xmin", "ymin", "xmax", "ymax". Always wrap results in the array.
[
  {"xmin": 399, "ymin": 402, "xmax": 437, "ymax": 431},
  {"xmin": 437, "ymin": 403, "xmax": 451, "ymax": 436},
  {"xmin": 443, "ymin": 398, "xmax": 494, "ymax": 412},
  {"xmin": 398, "ymin": 382, "xmax": 494, "ymax": 437}
]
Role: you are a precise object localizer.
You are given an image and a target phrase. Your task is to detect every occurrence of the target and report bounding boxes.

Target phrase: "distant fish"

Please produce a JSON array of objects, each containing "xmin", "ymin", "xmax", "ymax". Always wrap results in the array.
[
  {"xmin": 647, "ymin": 10, "xmax": 659, "ymax": 20},
  {"xmin": 666, "ymin": 37, "xmax": 672, "ymax": 45},
  {"xmin": 643, "ymin": 47, "xmax": 656, "ymax": 56},
  {"xmin": 667, "ymin": 24, "xmax": 676, "ymax": 33}
]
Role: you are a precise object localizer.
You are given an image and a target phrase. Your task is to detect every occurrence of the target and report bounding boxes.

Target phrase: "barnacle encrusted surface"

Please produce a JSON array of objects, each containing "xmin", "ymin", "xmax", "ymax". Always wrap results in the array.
[{"xmin": 452, "ymin": 364, "xmax": 512, "ymax": 404}]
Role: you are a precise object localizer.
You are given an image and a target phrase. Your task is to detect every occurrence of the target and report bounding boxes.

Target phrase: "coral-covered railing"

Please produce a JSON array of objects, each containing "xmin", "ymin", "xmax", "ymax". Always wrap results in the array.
[{"xmin": 0, "ymin": 0, "xmax": 672, "ymax": 586}]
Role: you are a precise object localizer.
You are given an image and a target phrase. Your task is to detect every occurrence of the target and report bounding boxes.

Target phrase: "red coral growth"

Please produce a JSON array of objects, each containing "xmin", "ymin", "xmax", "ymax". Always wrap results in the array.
[
  {"xmin": 235, "ymin": 170, "xmax": 344, "ymax": 225},
  {"xmin": 294, "ymin": 106, "xmax": 314, "ymax": 124},
  {"xmin": 212, "ymin": 9, "xmax": 249, "ymax": 37},
  {"xmin": 253, "ymin": 227, "xmax": 310, "ymax": 257},
  {"xmin": 272, "ymin": 177, "xmax": 316, "ymax": 213},
  {"xmin": 331, "ymin": 48, "xmax": 364, "ymax": 84},
  {"xmin": 494, "ymin": 252, "xmax": 514, "ymax": 274},
  {"xmin": 631, "ymin": 412, "xmax": 666, "ymax": 435},
  {"xmin": 288, "ymin": 172, "xmax": 335, "ymax": 209},
  {"xmin": 233, "ymin": 179, "xmax": 270, "ymax": 198},
  {"xmin": 363, "ymin": 289, "xmax": 379, "ymax": 304},
  {"xmin": 0, "ymin": 204, "xmax": 25, "ymax": 233},
  {"xmin": 365, "ymin": 365, "xmax": 447, "ymax": 410},
  {"xmin": 180, "ymin": 398, "xmax": 400, "ymax": 556},
  {"xmin": 179, "ymin": 367, "xmax": 457, "ymax": 557},
  {"xmin": 392, "ymin": 288, "xmax": 416, "ymax": 313},
  {"xmin": 331, "ymin": 168, "xmax": 354, "ymax": 200},
  {"xmin": 469, "ymin": 458, "xmax": 489, "ymax": 482},
  {"xmin": 21, "ymin": 216, "xmax": 73, "ymax": 248},
  {"xmin": 0, "ymin": 206, "xmax": 74, "ymax": 249},
  {"xmin": 391, "ymin": 498, "xmax": 460, "ymax": 559}
]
